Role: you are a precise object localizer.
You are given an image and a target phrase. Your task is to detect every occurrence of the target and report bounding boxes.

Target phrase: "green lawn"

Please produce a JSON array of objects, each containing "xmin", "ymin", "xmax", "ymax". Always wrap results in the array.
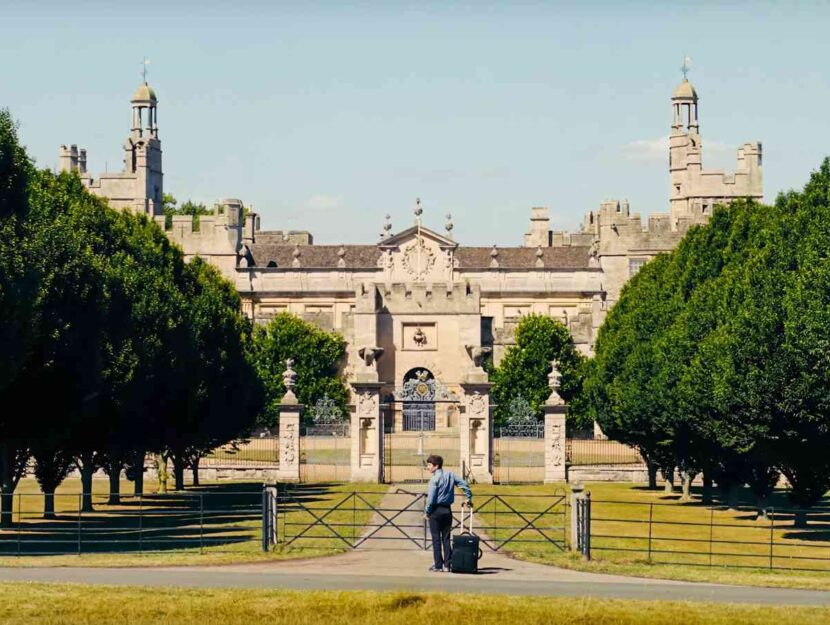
[
  {"xmin": 474, "ymin": 482, "xmax": 830, "ymax": 590},
  {"xmin": 0, "ymin": 479, "xmax": 384, "ymax": 567},
  {"xmin": 2, "ymin": 583, "xmax": 828, "ymax": 625}
]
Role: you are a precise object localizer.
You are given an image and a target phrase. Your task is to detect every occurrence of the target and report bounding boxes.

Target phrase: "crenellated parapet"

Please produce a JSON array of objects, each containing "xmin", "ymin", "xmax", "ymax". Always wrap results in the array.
[{"xmin": 378, "ymin": 282, "xmax": 480, "ymax": 315}]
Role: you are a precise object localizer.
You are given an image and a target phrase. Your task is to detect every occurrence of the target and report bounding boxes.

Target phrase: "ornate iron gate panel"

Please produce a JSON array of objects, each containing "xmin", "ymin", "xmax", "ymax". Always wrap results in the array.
[
  {"xmin": 493, "ymin": 395, "xmax": 545, "ymax": 484},
  {"xmin": 402, "ymin": 403, "xmax": 435, "ymax": 431},
  {"xmin": 300, "ymin": 395, "xmax": 351, "ymax": 482}
]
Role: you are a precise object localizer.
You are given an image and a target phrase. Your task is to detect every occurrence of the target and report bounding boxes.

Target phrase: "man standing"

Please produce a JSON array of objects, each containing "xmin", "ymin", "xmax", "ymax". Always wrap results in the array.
[{"xmin": 424, "ymin": 454, "xmax": 472, "ymax": 572}]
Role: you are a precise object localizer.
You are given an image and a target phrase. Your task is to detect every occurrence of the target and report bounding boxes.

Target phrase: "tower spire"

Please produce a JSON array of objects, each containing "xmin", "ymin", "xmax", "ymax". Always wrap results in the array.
[{"xmin": 142, "ymin": 57, "xmax": 150, "ymax": 83}]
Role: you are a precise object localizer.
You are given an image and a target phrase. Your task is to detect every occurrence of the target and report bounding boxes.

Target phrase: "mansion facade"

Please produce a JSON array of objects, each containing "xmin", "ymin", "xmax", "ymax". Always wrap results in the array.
[{"xmin": 58, "ymin": 76, "xmax": 762, "ymax": 457}]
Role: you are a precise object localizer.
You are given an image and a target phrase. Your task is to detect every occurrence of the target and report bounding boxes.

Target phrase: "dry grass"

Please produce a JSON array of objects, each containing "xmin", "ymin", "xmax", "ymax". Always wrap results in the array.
[{"xmin": 2, "ymin": 583, "xmax": 829, "ymax": 625}]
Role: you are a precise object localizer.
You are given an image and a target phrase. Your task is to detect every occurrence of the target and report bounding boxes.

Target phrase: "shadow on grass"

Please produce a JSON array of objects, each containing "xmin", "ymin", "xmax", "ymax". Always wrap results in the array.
[{"xmin": 0, "ymin": 481, "xmax": 340, "ymax": 556}]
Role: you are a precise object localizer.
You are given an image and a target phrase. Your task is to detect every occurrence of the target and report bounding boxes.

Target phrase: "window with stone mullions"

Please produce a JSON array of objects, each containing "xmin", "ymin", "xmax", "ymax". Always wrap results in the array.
[{"xmin": 629, "ymin": 258, "xmax": 648, "ymax": 277}]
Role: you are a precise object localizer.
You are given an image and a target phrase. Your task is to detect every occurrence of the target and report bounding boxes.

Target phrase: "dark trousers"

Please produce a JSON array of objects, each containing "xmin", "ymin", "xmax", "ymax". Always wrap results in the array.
[{"xmin": 428, "ymin": 505, "xmax": 453, "ymax": 568}]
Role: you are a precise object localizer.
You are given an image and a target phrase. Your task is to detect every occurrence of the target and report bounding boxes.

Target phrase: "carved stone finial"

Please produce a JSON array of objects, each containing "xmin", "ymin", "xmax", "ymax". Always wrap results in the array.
[
  {"xmin": 546, "ymin": 360, "xmax": 565, "ymax": 406},
  {"xmin": 337, "ymin": 245, "xmax": 346, "ymax": 268},
  {"xmin": 283, "ymin": 359, "xmax": 297, "ymax": 391},
  {"xmin": 381, "ymin": 214, "xmax": 392, "ymax": 240},
  {"xmin": 445, "ymin": 213, "xmax": 453, "ymax": 238},
  {"xmin": 489, "ymin": 245, "xmax": 499, "ymax": 268},
  {"xmin": 292, "ymin": 244, "xmax": 301, "ymax": 268},
  {"xmin": 535, "ymin": 245, "xmax": 544, "ymax": 268},
  {"xmin": 414, "ymin": 198, "xmax": 423, "ymax": 219}
]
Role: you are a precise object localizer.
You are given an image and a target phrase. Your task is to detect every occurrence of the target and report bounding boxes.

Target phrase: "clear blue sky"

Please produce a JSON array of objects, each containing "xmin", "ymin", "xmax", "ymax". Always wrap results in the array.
[{"xmin": 3, "ymin": 1, "xmax": 828, "ymax": 245}]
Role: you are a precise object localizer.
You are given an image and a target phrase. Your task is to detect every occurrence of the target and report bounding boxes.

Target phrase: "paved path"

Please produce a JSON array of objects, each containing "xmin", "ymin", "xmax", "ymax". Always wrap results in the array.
[{"xmin": 1, "ymin": 487, "xmax": 829, "ymax": 606}]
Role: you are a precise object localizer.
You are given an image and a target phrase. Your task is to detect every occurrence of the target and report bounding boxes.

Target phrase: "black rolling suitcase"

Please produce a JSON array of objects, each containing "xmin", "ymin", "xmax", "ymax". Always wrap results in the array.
[{"xmin": 451, "ymin": 506, "xmax": 481, "ymax": 574}]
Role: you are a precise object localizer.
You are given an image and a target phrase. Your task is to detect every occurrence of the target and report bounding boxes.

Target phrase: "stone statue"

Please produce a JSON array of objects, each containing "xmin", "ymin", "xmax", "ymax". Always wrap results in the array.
[
  {"xmin": 358, "ymin": 346, "xmax": 384, "ymax": 368},
  {"xmin": 465, "ymin": 344, "xmax": 492, "ymax": 369}
]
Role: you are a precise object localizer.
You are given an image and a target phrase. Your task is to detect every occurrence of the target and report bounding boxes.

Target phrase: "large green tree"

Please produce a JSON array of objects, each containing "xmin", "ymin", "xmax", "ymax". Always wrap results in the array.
[
  {"xmin": 489, "ymin": 314, "xmax": 585, "ymax": 428},
  {"xmin": 251, "ymin": 312, "xmax": 348, "ymax": 427}
]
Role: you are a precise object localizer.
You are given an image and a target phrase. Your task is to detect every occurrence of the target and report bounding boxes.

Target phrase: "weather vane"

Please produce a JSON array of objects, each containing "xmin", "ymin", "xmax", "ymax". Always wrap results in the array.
[
  {"xmin": 681, "ymin": 55, "xmax": 692, "ymax": 80},
  {"xmin": 142, "ymin": 57, "xmax": 151, "ymax": 83}
]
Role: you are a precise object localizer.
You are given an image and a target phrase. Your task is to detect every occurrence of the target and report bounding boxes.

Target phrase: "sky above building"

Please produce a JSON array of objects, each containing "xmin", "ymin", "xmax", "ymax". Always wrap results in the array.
[{"xmin": 3, "ymin": 1, "xmax": 828, "ymax": 245}]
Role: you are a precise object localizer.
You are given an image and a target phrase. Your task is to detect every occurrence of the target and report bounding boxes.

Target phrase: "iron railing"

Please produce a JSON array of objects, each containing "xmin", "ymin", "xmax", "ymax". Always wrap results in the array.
[
  {"xmin": 566, "ymin": 438, "xmax": 645, "ymax": 466},
  {"xmin": 589, "ymin": 499, "xmax": 830, "ymax": 572},
  {"xmin": 0, "ymin": 490, "xmax": 261, "ymax": 556},
  {"xmin": 203, "ymin": 438, "xmax": 279, "ymax": 467}
]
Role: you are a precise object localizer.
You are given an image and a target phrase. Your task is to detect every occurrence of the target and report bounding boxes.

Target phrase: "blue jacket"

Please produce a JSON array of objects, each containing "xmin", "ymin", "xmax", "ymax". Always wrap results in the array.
[{"xmin": 425, "ymin": 469, "xmax": 472, "ymax": 514}]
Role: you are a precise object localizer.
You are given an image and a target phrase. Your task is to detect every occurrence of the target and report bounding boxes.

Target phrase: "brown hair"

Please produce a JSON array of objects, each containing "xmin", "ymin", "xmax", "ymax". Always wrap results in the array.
[{"xmin": 426, "ymin": 454, "xmax": 443, "ymax": 468}]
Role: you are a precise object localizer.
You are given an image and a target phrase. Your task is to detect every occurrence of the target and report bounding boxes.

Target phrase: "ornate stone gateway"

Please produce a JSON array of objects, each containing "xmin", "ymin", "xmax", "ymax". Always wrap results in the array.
[{"xmin": 382, "ymin": 370, "xmax": 463, "ymax": 483}]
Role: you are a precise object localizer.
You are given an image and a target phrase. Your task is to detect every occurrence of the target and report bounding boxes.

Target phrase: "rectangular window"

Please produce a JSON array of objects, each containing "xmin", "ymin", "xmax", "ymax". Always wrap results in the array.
[{"xmin": 629, "ymin": 258, "xmax": 648, "ymax": 277}]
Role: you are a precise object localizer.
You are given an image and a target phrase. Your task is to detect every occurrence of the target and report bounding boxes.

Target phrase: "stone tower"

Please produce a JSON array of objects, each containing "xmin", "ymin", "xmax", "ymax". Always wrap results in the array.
[
  {"xmin": 669, "ymin": 77, "xmax": 762, "ymax": 228},
  {"xmin": 59, "ymin": 80, "xmax": 164, "ymax": 217},
  {"xmin": 124, "ymin": 81, "xmax": 163, "ymax": 216}
]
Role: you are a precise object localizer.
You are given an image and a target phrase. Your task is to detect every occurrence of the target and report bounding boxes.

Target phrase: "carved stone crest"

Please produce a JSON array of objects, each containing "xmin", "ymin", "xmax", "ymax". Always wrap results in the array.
[
  {"xmin": 468, "ymin": 391, "xmax": 486, "ymax": 417},
  {"xmin": 358, "ymin": 390, "xmax": 378, "ymax": 418},
  {"xmin": 401, "ymin": 239, "xmax": 436, "ymax": 280}
]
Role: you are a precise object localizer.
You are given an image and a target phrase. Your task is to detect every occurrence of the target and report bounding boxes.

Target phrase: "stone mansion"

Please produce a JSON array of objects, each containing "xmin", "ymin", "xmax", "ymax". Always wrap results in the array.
[{"xmin": 57, "ymin": 75, "xmax": 762, "ymax": 480}]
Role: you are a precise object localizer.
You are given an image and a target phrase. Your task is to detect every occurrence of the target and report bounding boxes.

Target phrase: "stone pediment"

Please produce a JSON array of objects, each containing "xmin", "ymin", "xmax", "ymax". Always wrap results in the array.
[
  {"xmin": 378, "ymin": 226, "xmax": 457, "ymax": 282},
  {"xmin": 379, "ymin": 225, "xmax": 457, "ymax": 250}
]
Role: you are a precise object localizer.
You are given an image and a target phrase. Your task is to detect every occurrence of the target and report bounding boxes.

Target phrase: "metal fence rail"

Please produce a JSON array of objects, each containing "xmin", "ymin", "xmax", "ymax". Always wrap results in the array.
[
  {"xmin": 203, "ymin": 438, "xmax": 279, "ymax": 467},
  {"xmin": 566, "ymin": 439, "xmax": 645, "ymax": 466},
  {"xmin": 590, "ymin": 499, "xmax": 830, "ymax": 572},
  {"xmin": 0, "ymin": 490, "xmax": 261, "ymax": 556}
]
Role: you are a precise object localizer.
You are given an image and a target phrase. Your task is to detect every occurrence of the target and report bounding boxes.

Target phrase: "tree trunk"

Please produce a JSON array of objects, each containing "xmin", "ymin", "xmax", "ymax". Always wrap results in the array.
[
  {"xmin": 663, "ymin": 467, "xmax": 675, "ymax": 494},
  {"xmin": 755, "ymin": 495, "xmax": 770, "ymax": 521},
  {"xmin": 794, "ymin": 508, "xmax": 808, "ymax": 528},
  {"xmin": 79, "ymin": 459, "xmax": 95, "ymax": 513},
  {"xmin": 107, "ymin": 465, "xmax": 121, "ymax": 505},
  {"xmin": 702, "ymin": 473, "xmax": 713, "ymax": 505},
  {"xmin": 681, "ymin": 471, "xmax": 693, "ymax": 502},
  {"xmin": 191, "ymin": 456, "xmax": 200, "ymax": 487},
  {"xmin": 132, "ymin": 450, "xmax": 145, "ymax": 497},
  {"xmin": 156, "ymin": 455, "xmax": 169, "ymax": 494},
  {"xmin": 0, "ymin": 443, "xmax": 20, "ymax": 528},
  {"xmin": 646, "ymin": 462, "xmax": 658, "ymax": 489},
  {"xmin": 43, "ymin": 488, "xmax": 56, "ymax": 520},
  {"xmin": 726, "ymin": 484, "xmax": 739, "ymax": 510},
  {"xmin": 0, "ymin": 491, "xmax": 13, "ymax": 529},
  {"xmin": 173, "ymin": 455, "xmax": 186, "ymax": 491}
]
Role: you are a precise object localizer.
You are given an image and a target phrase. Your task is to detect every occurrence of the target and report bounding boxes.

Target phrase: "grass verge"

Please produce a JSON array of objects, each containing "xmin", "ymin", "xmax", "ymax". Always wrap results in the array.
[{"xmin": 3, "ymin": 583, "xmax": 830, "ymax": 625}]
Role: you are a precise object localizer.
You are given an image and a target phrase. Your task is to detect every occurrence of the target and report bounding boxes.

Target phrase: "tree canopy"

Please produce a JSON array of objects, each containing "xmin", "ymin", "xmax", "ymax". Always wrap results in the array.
[
  {"xmin": 250, "ymin": 312, "xmax": 349, "ymax": 427},
  {"xmin": 0, "ymin": 111, "xmax": 264, "ymax": 519},
  {"xmin": 580, "ymin": 159, "xmax": 830, "ymax": 520},
  {"xmin": 489, "ymin": 314, "xmax": 586, "ymax": 428}
]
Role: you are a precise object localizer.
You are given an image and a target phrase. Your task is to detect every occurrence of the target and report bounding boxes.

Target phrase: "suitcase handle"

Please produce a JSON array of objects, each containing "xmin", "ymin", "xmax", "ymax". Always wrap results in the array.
[{"xmin": 459, "ymin": 506, "xmax": 474, "ymax": 535}]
